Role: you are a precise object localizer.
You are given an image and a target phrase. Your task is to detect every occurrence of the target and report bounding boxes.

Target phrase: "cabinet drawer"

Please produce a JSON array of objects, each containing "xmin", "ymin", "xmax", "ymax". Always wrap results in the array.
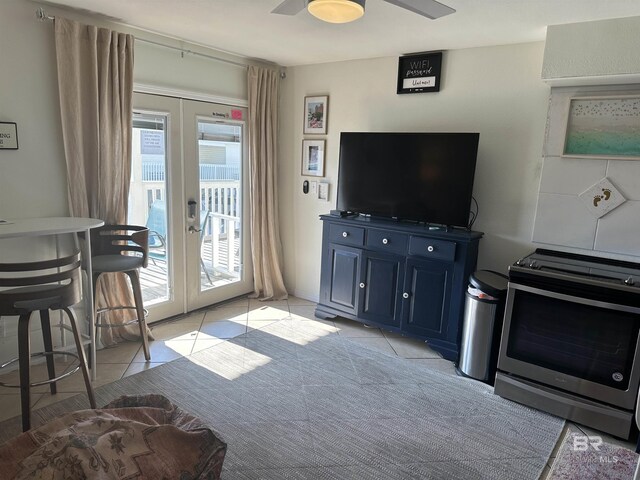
[
  {"xmin": 328, "ymin": 223, "xmax": 365, "ymax": 246},
  {"xmin": 365, "ymin": 229, "xmax": 408, "ymax": 255},
  {"xmin": 408, "ymin": 237, "xmax": 456, "ymax": 262}
]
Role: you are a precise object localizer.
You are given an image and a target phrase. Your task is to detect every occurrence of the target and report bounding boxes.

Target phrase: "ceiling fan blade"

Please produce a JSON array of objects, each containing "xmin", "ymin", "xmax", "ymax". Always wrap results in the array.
[
  {"xmin": 382, "ymin": 0, "xmax": 455, "ymax": 19},
  {"xmin": 271, "ymin": 0, "xmax": 308, "ymax": 15}
]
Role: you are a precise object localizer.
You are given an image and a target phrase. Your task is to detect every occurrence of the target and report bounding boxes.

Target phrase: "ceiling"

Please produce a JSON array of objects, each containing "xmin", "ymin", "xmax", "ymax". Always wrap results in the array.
[{"xmin": 41, "ymin": 0, "xmax": 640, "ymax": 66}]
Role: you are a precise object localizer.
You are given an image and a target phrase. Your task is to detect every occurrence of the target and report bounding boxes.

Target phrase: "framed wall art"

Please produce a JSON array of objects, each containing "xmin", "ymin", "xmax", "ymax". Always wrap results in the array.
[
  {"xmin": 397, "ymin": 52, "xmax": 442, "ymax": 94},
  {"xmin": 563, "ymin": 95, "xmax": 640, "ymax": 160},
  {"xmin": 301, "ymin": 139, "xmax": 325, "ymax": 177},
  {"xmin": 304, "ymin": 95, "xmax": 328, "ymax": 134},
  {"xmin": 0, "ymin": 122, "xmax": 18, "ymax": 150}
]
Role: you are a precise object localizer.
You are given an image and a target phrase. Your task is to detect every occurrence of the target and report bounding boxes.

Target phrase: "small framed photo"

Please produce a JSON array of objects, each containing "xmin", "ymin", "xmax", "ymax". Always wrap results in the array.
[
  {"xmin": 0, "ymin": 122, "xmax": 18, "ymax": 150},
  {"xmin": 304, "ymin": 95, "xmax": 328, "ymax": 134},
  {"xmin": 301, "ymin": 139, "xmax": 325, "ymax": 177}
]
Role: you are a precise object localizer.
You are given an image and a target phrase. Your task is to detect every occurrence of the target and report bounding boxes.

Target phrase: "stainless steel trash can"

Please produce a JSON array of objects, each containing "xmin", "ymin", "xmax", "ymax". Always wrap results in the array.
[{"xmin": 457, "ymin": 270, "xmax": 508, "ymax": 385}]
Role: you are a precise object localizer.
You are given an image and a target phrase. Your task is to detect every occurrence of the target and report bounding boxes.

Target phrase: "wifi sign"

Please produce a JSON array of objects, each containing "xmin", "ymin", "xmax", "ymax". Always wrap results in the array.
[{"xmin": 397, "ymin": 52, "xmax": 443, "ymax": 95}]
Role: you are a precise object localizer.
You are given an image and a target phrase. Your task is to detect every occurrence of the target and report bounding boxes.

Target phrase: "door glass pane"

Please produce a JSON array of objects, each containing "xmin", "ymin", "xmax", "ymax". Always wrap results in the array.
[
  {"xmin": 197, "ymin": 120, "xmax": 242, "ymax": 291},
  {"xmin": 128, "ymin": 113, "xmax": 171, "ymax": 305}
]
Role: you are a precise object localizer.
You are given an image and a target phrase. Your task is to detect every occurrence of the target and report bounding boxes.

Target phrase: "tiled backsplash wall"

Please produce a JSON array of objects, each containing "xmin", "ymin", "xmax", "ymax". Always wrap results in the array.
[{"xmin": 532, "ymin": 85, "xmax": 640, "ymax": 258}]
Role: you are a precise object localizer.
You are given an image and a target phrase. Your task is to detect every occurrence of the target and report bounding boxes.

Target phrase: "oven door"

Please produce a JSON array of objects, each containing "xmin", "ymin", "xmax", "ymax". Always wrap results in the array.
[{"xmin": 498, "ymin": 282, "xmax": 640, "ymax": 410}]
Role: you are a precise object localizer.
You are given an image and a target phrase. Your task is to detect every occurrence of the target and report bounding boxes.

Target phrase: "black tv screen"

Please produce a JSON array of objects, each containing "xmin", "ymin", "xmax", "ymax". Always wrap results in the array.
[{"xmin": 336, "ymin": 132, "xmax": 479, "ymax": 227}]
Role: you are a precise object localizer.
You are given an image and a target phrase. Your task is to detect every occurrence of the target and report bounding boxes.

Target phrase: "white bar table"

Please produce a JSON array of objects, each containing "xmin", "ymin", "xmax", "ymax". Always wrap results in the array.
[{"xmin": 0, "ymin": 217, "xmax": 104, "ymax": 381}]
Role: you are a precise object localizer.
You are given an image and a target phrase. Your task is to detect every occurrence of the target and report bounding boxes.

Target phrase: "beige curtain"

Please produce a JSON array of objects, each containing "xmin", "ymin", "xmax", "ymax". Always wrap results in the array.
[
  {"xmin": 247, "ymin": 66, "xmax": 288, "ymax": 300},
  {"xmin": 55, "ymin": 17, "xmax": 144, "ymax": 345}
]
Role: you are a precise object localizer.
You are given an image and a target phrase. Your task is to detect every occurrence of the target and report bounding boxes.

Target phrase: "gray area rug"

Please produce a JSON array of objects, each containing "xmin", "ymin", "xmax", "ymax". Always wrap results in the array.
[{"xmin": 0, "ymin": 318, "xmax": 565, "ymax": 479}]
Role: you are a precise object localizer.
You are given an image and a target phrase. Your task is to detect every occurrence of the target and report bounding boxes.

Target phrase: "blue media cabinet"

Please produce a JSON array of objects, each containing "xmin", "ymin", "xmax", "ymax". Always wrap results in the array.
[{"xmin": 315, "ymin": 215, "xmax": 483, "ymax": 361}]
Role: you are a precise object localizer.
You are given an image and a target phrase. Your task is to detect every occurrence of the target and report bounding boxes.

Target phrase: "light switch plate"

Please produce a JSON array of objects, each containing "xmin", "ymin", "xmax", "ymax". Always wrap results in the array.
[
  {"xmin": 310, "ymin": 181, "xmax": 317, "ymax": 195},
  {"xmin": 318, "ymin": 181, "xmax": 330, "ymax": 202},
  {"xmin": 578, "ymin": 177, "xmax": 626, "ymax": 219}
]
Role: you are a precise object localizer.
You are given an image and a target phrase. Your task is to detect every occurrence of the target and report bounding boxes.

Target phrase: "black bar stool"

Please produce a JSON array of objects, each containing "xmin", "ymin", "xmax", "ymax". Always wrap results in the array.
[
  {"xmin": 0, "ymin": 251, "xmax": 96, "ymax": 431},
  {"xmin": 90, "ymin": 225, "xmax": 151, "ymax": 361}
]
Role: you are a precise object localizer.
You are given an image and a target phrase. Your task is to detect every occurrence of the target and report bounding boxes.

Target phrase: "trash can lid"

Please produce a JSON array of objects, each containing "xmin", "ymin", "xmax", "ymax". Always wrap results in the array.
[{"xmin": 469, "ymin": 270, "xmax": 508, "ymax": 298}]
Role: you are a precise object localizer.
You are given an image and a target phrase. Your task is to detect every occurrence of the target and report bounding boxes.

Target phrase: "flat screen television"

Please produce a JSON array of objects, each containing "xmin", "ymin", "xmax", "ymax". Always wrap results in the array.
[{"xmin": 336, "ymin": 132, "xmax": 479, "ymax": 228}]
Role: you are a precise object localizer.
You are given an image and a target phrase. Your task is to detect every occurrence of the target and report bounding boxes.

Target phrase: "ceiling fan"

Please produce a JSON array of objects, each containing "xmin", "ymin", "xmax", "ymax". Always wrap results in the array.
[{"xmin": 271, "ymin": 0, "xmax": 456, "ymax": 24}]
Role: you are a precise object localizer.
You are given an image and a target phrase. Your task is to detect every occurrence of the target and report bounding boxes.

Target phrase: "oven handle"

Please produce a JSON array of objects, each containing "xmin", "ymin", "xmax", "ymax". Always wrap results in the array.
[
  {"xmin": 508, "ymin": 282, "xmax": 640, "ymax": 315},
  {"xmin": 509, "ymin": 265, "xmax": 638, "ymax": 295}
]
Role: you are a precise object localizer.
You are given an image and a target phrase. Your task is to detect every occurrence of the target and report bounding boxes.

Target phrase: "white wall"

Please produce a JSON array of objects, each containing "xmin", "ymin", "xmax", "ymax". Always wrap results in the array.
[
  {"xmin": 543, "ymin": 16, "xmax": 640, "ymax": 85},
  {"xmin": 279, "ymin": 43, "xmax": 550, "ymax": 301},
  {"xmin": 532, "ymin": 85, "xmax": 640, "ymax": 259},
  {"xmin": 533, "ymin": 16, "xmax": 640, "ymax": 259},
  {"xmin": 0, "ymin": 1, "xmax": 69, "ymax": 219}
]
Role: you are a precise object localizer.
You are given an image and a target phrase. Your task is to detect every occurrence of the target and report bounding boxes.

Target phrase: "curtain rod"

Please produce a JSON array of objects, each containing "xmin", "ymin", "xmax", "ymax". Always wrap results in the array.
[{"xmin": 35, "ymin": 7, "xmax": 249, "ymax": 70}]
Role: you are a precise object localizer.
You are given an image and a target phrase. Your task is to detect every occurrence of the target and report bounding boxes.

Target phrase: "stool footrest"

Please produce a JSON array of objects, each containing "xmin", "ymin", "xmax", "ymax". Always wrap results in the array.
[
  {"xmin": 0, "ymin": 351, "xmax": 81, "ymax": 388},
  {"xmin": 96, "ymin": 305, "xmax": 149, "ymax": 328}
]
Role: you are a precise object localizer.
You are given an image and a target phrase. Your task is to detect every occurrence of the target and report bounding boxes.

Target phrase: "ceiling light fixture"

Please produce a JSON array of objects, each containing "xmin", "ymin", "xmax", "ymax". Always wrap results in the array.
[{"xmin": 307, "ymin": 0, "xmax": 366, "ymax": 24}]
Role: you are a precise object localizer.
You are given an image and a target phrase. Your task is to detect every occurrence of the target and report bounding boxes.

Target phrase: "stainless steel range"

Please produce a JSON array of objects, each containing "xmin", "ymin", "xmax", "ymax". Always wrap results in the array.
[{"xmin": 495, "ymin": 249, "xmax": 640, "ymax": 439}]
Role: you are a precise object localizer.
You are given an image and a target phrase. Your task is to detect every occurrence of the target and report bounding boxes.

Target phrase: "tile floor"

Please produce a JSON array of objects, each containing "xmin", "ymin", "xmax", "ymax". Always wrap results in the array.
[
  {"xmin": 0, "ymin": 295, "xmax": 635, "ymax": 479},
  {"xmin": 0, "ymin": 296, "xmax": 453, "ymax": 423}
]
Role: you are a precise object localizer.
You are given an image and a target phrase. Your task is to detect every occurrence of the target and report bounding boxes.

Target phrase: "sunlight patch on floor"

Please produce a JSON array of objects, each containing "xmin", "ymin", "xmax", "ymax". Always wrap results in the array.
[
  {"xmin": 186, "ymin": 338, "xmax": 272, "ymax": 380},
  {"xmin": 260, "ymin": 322, "xmax": 334, "ymax": 346}
]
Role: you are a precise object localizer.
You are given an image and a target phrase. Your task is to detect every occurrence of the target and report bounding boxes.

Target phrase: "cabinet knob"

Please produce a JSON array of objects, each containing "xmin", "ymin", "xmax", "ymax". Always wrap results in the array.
[
  {"xmin": 359, "ymin": 282, "xmax": 365, "ymax": 289},
  {"xmin": 427, "ymin": 245, "xmax": 435, "ymax": 252},
  {"xmin": 342, "ymin": 231, "xmax": 348, "ymax": 238},
  {"xmin": 382, "ymin": 238, "xmax": 389, "ymax": 245},
  {"xmin": 403, "ymin": 292, "xmax": 409, "ymax": 299}
]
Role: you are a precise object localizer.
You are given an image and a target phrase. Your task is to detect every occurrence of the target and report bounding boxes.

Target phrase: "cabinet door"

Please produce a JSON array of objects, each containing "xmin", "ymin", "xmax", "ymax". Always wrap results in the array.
[
  {"xmin": 359, "ymin": 252, "xmax": 404, "ymax": 327},
  {"xmin": 323, "ymin": 243, "xmax": 362, "ymax": 315},
  {"xmin": 401, "ymin": 259, "xmax": 453, "ymax": 339}
]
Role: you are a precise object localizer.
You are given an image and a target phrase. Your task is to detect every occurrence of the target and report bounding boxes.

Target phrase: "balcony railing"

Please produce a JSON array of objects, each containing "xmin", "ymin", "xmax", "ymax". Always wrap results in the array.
[{"xmin": 141, "ymin": 162, "xmax": 240, "ymax": 182}]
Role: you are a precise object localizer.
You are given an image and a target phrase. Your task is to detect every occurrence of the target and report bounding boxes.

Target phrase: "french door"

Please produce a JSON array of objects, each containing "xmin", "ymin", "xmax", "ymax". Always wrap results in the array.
[{"xmin": 128, "ymin": 93, "xmax": 252, "ymax": 322}]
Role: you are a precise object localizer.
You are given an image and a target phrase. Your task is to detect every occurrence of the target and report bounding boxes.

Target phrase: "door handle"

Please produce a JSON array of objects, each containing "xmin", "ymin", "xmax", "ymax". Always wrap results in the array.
[{"xmin": 188, "ymin": 226, "xmax": 201, "ymax": 234}]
